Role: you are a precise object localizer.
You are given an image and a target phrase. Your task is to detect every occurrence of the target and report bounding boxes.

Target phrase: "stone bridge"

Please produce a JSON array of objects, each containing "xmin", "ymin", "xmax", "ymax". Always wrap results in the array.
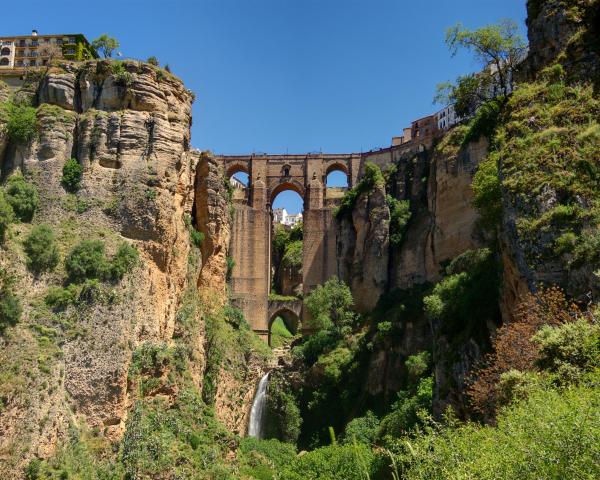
[{"xmin": 217, "ymin": 142, "xmax": 430, "ymax": 340}]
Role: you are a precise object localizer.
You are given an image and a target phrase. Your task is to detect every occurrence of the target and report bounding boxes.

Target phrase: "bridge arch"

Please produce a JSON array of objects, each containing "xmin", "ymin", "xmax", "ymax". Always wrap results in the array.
[
  {"xmin": 269, "ymin": 180, "xmax": 305, "ymax": 205},
  {"xmin": 268, "ymin": 301, "xmax": 302, "ymax": 346}
]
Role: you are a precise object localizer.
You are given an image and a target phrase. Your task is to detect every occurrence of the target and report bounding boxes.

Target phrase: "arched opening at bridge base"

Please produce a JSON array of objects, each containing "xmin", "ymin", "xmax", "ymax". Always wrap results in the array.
[{"xmin": 268, "ymin": 308, "xmax": 300, "ymax": 347}]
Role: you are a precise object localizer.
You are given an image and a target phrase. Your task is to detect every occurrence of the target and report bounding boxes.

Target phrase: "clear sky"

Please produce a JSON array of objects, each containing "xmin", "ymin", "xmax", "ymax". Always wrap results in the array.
[{"xmin": 9, "ymin": 0, "xmax": 527, "ymax": 212}]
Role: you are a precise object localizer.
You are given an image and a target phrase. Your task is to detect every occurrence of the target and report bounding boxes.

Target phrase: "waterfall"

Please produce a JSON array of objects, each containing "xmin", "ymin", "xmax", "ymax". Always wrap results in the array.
[{"xmin": 248, "ymin": 372, "xmax": 269, "ymax": 438}]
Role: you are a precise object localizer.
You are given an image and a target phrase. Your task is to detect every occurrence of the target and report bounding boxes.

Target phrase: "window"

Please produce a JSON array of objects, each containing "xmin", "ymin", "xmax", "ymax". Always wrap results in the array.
[
  {"xmin": 29, "ymin": 60, "xmax": 36, "ymax": 66},
  {"xmin": 0, "ymin": 58, "xmax": 9, "ymax": 66},
  {"xmin": 0, "ymin": 47, "xmax": 10, "ymax": 56}
]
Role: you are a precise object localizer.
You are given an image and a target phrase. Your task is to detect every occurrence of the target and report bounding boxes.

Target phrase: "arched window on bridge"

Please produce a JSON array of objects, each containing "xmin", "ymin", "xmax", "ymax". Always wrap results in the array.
[
  {"xmin": 325, "ymin": 165, "xmax": 349, "ymax": 201},
  {"xmin": 227, "ymin": 167, "xmax": 249, "ymax": 204}
]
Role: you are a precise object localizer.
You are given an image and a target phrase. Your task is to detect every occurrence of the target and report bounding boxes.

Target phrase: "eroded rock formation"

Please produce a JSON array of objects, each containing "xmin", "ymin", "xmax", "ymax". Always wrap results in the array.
[{"xmin": 0, "ymin": 60, "xmax": 220, "ymax": 476}]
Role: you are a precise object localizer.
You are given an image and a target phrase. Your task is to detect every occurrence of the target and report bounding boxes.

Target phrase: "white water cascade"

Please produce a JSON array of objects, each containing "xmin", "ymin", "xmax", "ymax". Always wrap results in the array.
[{"xmin": 248, "ymin": 372, "xmax": 270, "ymax": 438}]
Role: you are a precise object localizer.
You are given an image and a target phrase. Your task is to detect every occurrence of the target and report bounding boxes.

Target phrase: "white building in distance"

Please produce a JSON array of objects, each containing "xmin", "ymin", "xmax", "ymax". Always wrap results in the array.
[{"xmin": 273, "ymin": 208, "xmax": 303, "ymax": 227}]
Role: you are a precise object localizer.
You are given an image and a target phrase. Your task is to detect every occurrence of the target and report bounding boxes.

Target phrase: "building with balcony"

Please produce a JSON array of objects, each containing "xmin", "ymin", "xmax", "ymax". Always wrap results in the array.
[{"xmin": 0, "ymin": 30, "xmax": 97, "ymax": 70}]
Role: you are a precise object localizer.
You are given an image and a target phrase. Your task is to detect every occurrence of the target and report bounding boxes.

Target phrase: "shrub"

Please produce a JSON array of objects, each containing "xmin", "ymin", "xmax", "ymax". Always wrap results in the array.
[
  {"xmin": 293, "ymin": 329, "xmax": 338, "ymax": 365},
  {"xmin": 238, "ymin": 437, "xmax": 297, "ymax": 479},
  {"xmin": 45, "ymin": 285, "xmax": 79, "ymax": 310},
  {"xmin": 61, "ymin": 158, "xmax": 83, "ymax": 192},
  {"xmin": 108, "ymin": 242, "xmax": 139, "ymax": 281},
  {"xmin": 190, "ymin": 228, "xmax": 204, "ymax": 248},
  {"xmin": 4, "ymin": 173, "xmax": 39, "ymax": 222},
  {"xmin": 65, "ymin": 240, "xmax": 108, "ymax": 283},
  {"xmin": 304, "ymin": 277, "xmax": 356, "ymax": 332},
  {"xmin": 570, "ymin": 230, "xmax": 600, "ymax": 268},
  {"xmin": 387, "ymin": 196, "xmax": 411, "ymax": 247},
  {"xmin": 23, "ymin": 224, "xmax": 60, "ymax": 274},
  {"xmin": 405, "ymin": 351, "xmax": 431, "ymax": 380},
  {"xmin": 280, "ymin": 442, "xmax": 375, "ymax": 480},
  {"xmin": 0, "ymin": 191, "xmax": 14, "ymax": 242},
  {"xmin": 533, "ymin": 319, "xmax": 600, "ymax": 384},
  {"xmin": 342, "ymin": 411, "xmax": 380, "ymax": 445},
  {"xmin": 2, "ymin": 101, "xmax": 37, "ymax": 144},
  {"xmin": 144, "ymin": 188, "xmax": 156, "ymax": 201},
  {"xmin": 378, "ymin": 376, "xmax": 433, "ymax": 438},
  {"xmin": 147, "ymin": 56, "xmax": 159, "ymax": 66}
]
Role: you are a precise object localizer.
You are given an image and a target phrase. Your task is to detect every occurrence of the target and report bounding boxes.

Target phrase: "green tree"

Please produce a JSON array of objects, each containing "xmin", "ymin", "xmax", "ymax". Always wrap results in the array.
[
  {"xmin": 91, "ymin": 34, "xmax": 120, "ymax": 58},
  {"xmin": 65, "ymin": 240, "xmax": 108, "ymax": 283},
  {"xmin": 435, "ymin": 20, "xmax": 527, "ymax": 117},
  {"xmin": 305, "ymin": 277, "xmax": 356, "ymax": 332},
  {"xmin": 23, "ymin": 224, "xmax": 60, "ymax": 274},
  {"xmin": 4, "ymin": 173, "xmax": 39, "ymax": 222},
  {"xmin": 61, "ymin": 158, "xmax": 83, "ymax": 192}
]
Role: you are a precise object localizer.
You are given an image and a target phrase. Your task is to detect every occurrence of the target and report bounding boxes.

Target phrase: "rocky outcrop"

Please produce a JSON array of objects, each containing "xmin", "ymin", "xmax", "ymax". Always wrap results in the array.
[
  {"xmin": 0, "ymin": 60, "xmax": 200, "ymax": 477},
  {"xmin": 336, "ymin": 184, "xmax": 390, "ymax": 313},
  {"xmin": 526, "ymin": 0, "xmax": 600, "ymax": 82},
  {"xmin": 195, "ymin": 152, "xmax": 231, "ymax": 296}
]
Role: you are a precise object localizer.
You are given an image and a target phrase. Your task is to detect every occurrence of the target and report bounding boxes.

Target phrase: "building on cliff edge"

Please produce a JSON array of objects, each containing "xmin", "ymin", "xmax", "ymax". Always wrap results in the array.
[{"xmin": 0, "ymin": 30, "xmax": 97, "ymax": 70}]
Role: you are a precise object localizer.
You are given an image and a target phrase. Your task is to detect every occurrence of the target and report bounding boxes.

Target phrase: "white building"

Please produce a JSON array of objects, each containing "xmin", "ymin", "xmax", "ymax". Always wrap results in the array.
[
  {"xmin": 273, "ymin": 208, "xmax": 303, "ymax": 227},
  {"xmin": 435, "ymin": 104, "xmax": 461, "ymax": 131}
]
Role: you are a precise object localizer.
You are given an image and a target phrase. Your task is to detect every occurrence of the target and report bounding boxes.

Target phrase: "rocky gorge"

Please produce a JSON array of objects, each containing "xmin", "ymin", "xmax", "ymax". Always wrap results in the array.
[{"xmin": 0, "ymin": 0, "xmax": 599, "ymax": 478}]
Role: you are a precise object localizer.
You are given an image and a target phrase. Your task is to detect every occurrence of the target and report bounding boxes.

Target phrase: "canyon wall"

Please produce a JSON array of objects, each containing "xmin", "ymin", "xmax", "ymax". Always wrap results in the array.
[{"xmin": 0, "ymin": 60, "xmax": 253, "ymax": 477}]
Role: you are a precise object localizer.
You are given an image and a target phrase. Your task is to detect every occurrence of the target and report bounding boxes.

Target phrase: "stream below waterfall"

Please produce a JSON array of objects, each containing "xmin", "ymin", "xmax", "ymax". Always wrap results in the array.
[{"xmin": 248, "ymin": 372, "xmax": 270, "ymax": 438}]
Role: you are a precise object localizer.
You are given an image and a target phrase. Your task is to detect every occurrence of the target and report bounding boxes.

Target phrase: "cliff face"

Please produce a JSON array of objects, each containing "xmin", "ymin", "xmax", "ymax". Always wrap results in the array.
[
  {"xmin": 335, "ymin": 135, "xmax": 494, "ymax": 415},
  {"xmin": 336, "ymin": 184, "xmax": 390, "ymax": 313},
  {"xmin": 526, "ymin": 0, "xmax": 600, "ymax": 83},
  {"xmin": 0, "ymin": 61, "xmax": 228, "ymax": 476}
]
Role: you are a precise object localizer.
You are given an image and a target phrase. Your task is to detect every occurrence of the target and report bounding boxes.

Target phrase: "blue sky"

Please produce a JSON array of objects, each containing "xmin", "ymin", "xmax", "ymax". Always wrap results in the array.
[{"xmin": 11, "ymin": 0, "xmax": 527, "ymax": 213}]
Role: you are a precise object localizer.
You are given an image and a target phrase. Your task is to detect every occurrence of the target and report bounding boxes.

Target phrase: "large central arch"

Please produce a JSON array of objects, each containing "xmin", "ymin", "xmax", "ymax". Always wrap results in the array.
[{"xmin": 218, "ymin": 153, "xmax": 361, "ymax": 339}]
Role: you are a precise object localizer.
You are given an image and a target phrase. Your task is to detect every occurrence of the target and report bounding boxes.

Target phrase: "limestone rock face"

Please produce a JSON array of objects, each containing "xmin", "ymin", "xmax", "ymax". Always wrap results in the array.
[
  {"xmin": 337, "ymin": 185, "xmax": 390, "ymax": 313},
  {"xmin": 38, "ymin": 73, "xmax": 77, "ymax": 110},
  {"xmin": 195, "ymin": 152, "xmax": 231, "ymax": 296},
  {"xmin": 526, "ymin": 0, "xmax": 600, "ymax": 81},
  {"xmin": 0, "ymin": 61, "xmax": 199, "ymax": 477}
]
